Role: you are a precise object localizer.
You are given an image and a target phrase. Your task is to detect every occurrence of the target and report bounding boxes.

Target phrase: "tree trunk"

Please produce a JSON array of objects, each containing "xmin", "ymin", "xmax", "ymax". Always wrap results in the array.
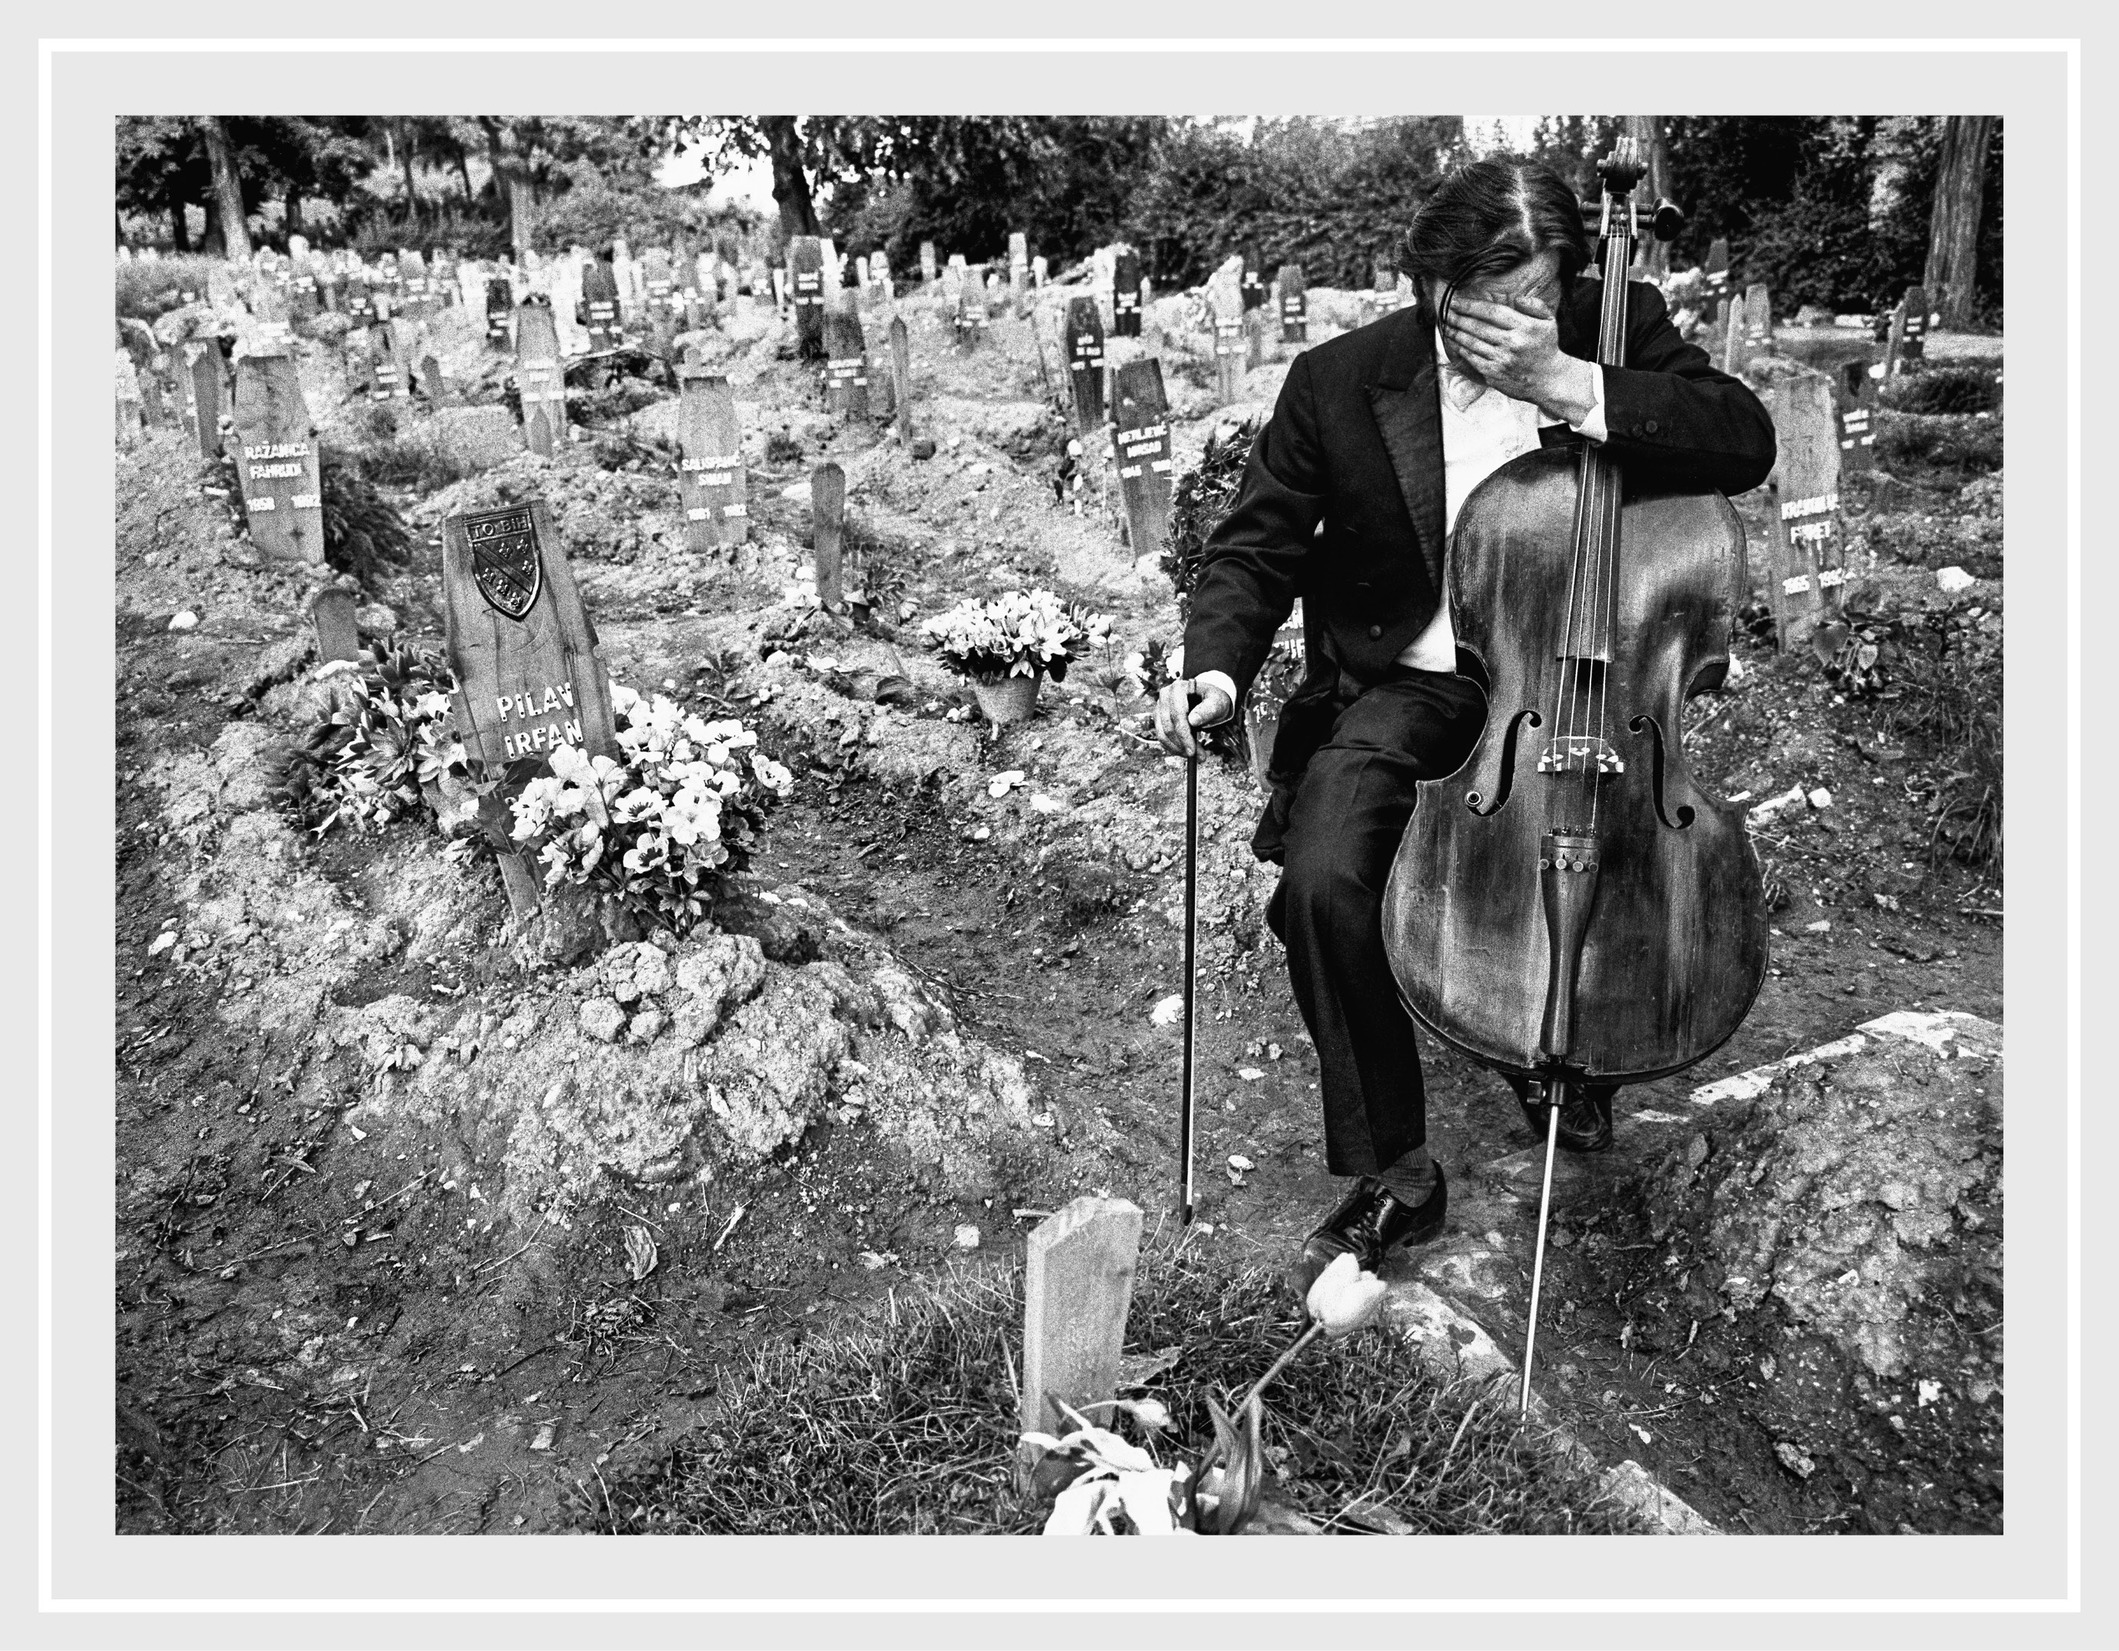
[
  {"xmin": 285, "ymin": 191, "xmax": 303, "ymax": 240},
  {"xmin": 199, "ymin": 117, "xmax": 250, "ymax": 259},
  {"xmin": 507, "ymin": 174, "xmax": 535, "ymax": 258},
  {"xmin": 762, "ymin": 117, "xmax": 821, "ymax": 240},
  {"xmin": 456, "ymin": 147, "xmax": 475, "ymax": 203},
  {"xmin": 1922, "ymin": 116, "xmax": 1994, "ymax": 330},
  {"xmin": 168, "ymin": 187, "xmax": 190, "ymax": 253},
  {"xmin": 1625, "ymin": 115, "xmax": 1672, "ymax": 278},
  {"xmin": 397, "ymin": 118, "xmax": 420, "ymax": 224}
]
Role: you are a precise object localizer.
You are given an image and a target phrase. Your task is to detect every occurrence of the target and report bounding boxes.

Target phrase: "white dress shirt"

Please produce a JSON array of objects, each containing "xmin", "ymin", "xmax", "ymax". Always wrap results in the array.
[{"xmin": 1191, "ymin": 335, "xmax": 1606, "ymax": 719}]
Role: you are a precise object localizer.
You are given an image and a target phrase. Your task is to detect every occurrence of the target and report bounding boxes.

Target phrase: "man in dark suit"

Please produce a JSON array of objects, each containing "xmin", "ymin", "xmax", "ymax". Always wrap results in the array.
[{"xmin": 1153, "ymin": 158, "xmax": 1775, "ymax": 1300}]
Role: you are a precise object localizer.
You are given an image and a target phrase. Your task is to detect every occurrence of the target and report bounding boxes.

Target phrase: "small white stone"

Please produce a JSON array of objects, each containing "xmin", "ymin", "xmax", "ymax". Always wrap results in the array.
[
  {"xmin": 168, "ymin": 610, "xmax": 198, "ymax": 631},
  {"xmin": 1807, "ymin": 787, "xmax": 1834, "ymax": 810},
  {"xmin": 1236, "ymin": 1066, "xmax": 1264, "ymax": 1081},
  {"xmin": 953, "ymin": 1224, "xmax": 981, "ymax": 1249},
  {"xmin": 1935, "ymin": 566, "xmax": 1975, "ymax": 593},
  {"xmin": 1806, "ymin": 919, "xmax": 1831, "ymax": 933},
  {"xmin": 1149, "ymin": 993, "xmax": 1185, "ymax": 1027}
]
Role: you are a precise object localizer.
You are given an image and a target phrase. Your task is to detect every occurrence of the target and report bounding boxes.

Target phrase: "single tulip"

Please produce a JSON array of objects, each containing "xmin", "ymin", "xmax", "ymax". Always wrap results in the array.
[{"xmin": 1305, "ymin": 1251, "xmax": 1389, "ymax": 1340}]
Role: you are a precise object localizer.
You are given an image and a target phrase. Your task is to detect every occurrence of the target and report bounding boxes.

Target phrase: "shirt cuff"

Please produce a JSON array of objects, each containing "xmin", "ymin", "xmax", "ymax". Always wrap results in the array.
[
  {"xmin": 1190, "ymin": 670, "xmax": 1240, "ymax": 725},
  {"xmin": 1568, "ymin": 364, "xmax": 1609, "ymax": 444}
]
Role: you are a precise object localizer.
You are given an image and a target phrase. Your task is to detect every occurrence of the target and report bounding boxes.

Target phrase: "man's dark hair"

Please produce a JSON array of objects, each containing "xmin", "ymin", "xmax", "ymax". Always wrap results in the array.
[{"xmin": 1399, "ymin": 158, "xmax": 1593, "ymax": 324}]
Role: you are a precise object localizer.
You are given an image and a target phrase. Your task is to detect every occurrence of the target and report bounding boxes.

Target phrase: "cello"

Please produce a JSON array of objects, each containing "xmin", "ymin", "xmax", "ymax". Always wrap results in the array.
[{"xmin": 1379, "ymin": 137, "xmax": 1769, "ymax": 1410}]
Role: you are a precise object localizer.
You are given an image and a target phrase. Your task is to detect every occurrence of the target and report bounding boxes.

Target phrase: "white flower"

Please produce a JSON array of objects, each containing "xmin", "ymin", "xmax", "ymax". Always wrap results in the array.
[{"xmin": 1305, "ymin": 1251, "xmax": 1388, "ymax": 1340}]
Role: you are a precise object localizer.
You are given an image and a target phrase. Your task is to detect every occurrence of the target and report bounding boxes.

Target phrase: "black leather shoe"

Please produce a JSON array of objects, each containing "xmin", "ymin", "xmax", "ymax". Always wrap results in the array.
[
  {"xmin": 1286, "ymin": 1178, "xmax": 1382, "ymax": 1304},
  {"xmin": 1368, "ymin": 1163, "xmax": 1449, "ymax": 1255},
  {"xmin": 1517, "ymin": 1084, "xmax": 1615, "ymax": 1154},
  {"xmin": 1286, "ymin": 1167, "xmax": 1450, "ymax": 1304}
]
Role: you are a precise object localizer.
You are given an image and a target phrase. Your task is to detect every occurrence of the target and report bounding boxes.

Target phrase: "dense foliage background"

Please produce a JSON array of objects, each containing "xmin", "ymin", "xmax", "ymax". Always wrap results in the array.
[{"xmin": 115, "ymin": 113, "xmax": 2002, "ymax": 325}]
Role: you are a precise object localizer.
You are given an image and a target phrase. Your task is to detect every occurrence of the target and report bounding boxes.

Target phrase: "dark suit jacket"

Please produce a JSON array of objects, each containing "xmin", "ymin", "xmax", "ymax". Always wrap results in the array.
[{"xmin": 1180, "ymin": 278, "xmax": 1777, "ymax": 709}]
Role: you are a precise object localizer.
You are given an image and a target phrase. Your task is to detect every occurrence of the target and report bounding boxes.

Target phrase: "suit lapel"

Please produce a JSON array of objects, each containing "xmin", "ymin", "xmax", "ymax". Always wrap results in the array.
[{"xmin": 1366, "ymin": 309, "xmax": 1447, "ymax": 592}]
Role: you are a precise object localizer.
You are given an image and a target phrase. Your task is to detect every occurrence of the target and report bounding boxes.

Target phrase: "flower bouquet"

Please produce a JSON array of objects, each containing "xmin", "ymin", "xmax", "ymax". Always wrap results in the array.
[
  {"xmin": 503, "ymin": 684, "xmax": 795, "ymax": 934},
  {"xmin": 919, "ymin": 587, "xmax": 1111, "ymax": 725}
]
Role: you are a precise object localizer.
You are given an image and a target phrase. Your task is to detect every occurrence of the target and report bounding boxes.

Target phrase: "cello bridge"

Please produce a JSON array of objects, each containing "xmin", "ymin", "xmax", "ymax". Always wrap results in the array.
[{"xmin": 1538, "ymin": 735, "xmax": 1625, "ymax": 774}]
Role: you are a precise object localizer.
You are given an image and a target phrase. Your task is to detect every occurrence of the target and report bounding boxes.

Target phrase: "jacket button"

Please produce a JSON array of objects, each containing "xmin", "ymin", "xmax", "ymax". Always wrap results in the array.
[
  {"xmin": 1644, "ymin": 418, "xmax": 1660, "ymax": 434},
  {"xmin": 1368, "ymin": 624, "xmax": 1383, "ymax": 638}
]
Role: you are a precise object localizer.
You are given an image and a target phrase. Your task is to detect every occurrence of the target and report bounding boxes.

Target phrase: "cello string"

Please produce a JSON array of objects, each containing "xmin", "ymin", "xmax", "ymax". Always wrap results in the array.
[
  {"xmin": 1588, "ymin": 194, "xmax": 1629, "ymax": 832},
  {"xmin": 1551, "ymin": 317, "xmax": 1592, "ymax": 795}
]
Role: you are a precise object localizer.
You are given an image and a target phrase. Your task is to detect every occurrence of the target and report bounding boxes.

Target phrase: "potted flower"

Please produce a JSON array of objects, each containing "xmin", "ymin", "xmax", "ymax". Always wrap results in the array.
[{"xmin": 919, "ymin": 587, "xmax": 1110, "ymax": 726}]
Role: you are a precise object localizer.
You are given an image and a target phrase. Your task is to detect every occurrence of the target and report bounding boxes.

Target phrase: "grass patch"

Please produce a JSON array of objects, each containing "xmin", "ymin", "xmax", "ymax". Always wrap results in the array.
[
  {"xmin": 585, "ymin": 1240, "xmax": 1646, "ymax": 1535},
  {"xmin": 1874, "ymin": 410, "xmax": 2003, "ymax": 481},
  {"xmin": 1877, "ymin": 365, "xmax": 2002, "ymax": 416},
  {"xmin": 116, "ymin": 253, "xmax": 223, "ymax": 321}
]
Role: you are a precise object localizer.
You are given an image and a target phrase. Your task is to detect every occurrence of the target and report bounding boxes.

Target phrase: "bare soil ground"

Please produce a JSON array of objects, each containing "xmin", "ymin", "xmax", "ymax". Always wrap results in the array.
[{"xmin": 114, "ymin": 287, "xmax": 2001, "ymax": 1534}]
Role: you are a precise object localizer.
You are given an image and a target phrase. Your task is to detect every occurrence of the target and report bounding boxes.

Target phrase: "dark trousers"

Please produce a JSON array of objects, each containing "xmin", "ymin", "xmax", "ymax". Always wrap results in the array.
[{"xmin": 1261, "ymin": 666, "xmax": 1486, "ymax": 1178}]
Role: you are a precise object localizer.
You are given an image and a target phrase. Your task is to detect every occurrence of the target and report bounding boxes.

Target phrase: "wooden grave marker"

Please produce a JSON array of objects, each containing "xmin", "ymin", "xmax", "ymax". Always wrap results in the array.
[
  {"xmin": 952, "ymin": 276, "xmax": 988, "ymax": 353},
  {"xmin": 643, "ymin": 248, "xmax": 678, "ymax": 354},
  {"xmin": 486, "ymin": 276, "xmax": 514, "ymax": 348},
  {"xmin": 1112, "ymin": 249, "xmax": 1143, "ymax": 338},
  {"xmin": 1835, "ymin": 360, "xmax": 1877, "ymax": 476},
  {"xmin": 1720, "ymin": 289, "xmax": 1748, "ymax": 376},
  {"xmin": 514, "ymin": 302, "xmax": 567, "ymax": 457},
  {"xmin": 115, "ymin": 348, "xmax": 144, "ymax": 447},
  {"xmin": 581, "ymin": 258, "xmax": 623, "ymax": 352},
  {"xmin": 890, "ymin": 315, "xmax": 913, "ymax": 447},
  {"xmin": 1112, "ymin": 359, "xmax": 1175, "ymax": 564},
  {"xmin": 1208, "ymin": 258, "xmax": 1245, "ymax": 406},
  {"xmin": 310, "ymin": 586, "xmax": 361, "ymax": 665},
  {"xmin": 419, "ymin": 342, "xmax": 446, "ymax": 406},
  {"xmin": 355, "ymin": 321, "xmax": 396, "ymax": 403},
  {"xmin": 1742, "ymin": 283, "xmax": 1774, "ymax": 356},
  {"xmin": 431, "ymin": 248, "xmax": 457, "ymax": 309},
  {"xmin": 343, "ymin": 270, "xmax": 374, "ymax": 324},
  {"xmin": 1278, "ymin": 262, "xmax": 1308, "ymax": 344},
  {"xmin": 1767, "ymin": 369, "xmax": 1846, "ymax": 651},
  {"xmin": 822, "ymin": 303, "xmax": 870, "ymax": 418},
  {"xmin": 811, "ymin": 461, "xmax": 847, "ymax": 610},
  {"xmin": 118, "ymin": 319, "xmax": 166, "ymax": 428},
  {"xmin": 1018, "ymin": 1197, "xmax": 1144, "ymax": 1473},
  {"xmin": 1241, "ymin": 242, "xmax": 1267, "ymax": 312},
  {"xmin": 186, "ymin": 340, "xmax": 226, "ymax": 458},
  {"xmin": 441, "ymin": 498, "xmax": 621, "ymax": 916},
  {"xmin": 676, "ymin": 369, "xmax": 748, "ymax": 551},
  {"xmin": 1008, "ymin": 231, "xmax": 1030, "ymax": 314},
  {"xmin": 1701, "ymin": 237, "xmax": 1732, "ymax": 314},
  {"xmin": 229, "ymin": 347, "xmax": 327, "ymax": 565},
  {"xmin": 869, "ymin": 248, "xmax": 893, "ymax": 303},
  {"xmin": 399, "ymin": 248, "xmax": 431, "ymax": 319},
  {"xmin": 384, "ymin": 316, "xmax": 418, "ymax": 400},
  {"xmin": 1064, "ymin": 296, "xmax": 1107, "ymax": 438},
  {"xmin": 789, "ymin": 236, "xmax": 827, "ymax": 358},
  {"xmin": 1885, "ymin": 285, "xmax": 1929, "ymax": 376},
  {"xmin": 919, "ymin": 240, "xmax": 937, "ymax": 286},
  {"xmin": 1031, "ymin": 254, "xmax": 1047, "ymax": 289}
]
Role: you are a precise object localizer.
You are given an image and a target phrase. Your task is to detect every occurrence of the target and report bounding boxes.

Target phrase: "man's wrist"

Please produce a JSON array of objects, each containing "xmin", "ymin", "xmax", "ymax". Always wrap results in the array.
[{"xmin": 1537, "ymin": 357, "xmax": 1602, "ymax": 429}]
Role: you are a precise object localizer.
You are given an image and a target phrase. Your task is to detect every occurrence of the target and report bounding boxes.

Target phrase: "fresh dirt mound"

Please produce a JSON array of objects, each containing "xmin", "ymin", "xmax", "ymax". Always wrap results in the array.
[{"xmin": 1619, "ymin": 1014, "xmax": 2002, "ymax": 1531}]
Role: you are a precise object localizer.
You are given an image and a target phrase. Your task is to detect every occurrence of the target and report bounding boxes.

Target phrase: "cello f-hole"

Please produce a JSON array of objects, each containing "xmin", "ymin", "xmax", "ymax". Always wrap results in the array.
[
  {"xmin": 1466, "ymin": 708, "xmax": 1541, "ymax": 817},
  {"xmin": 1628, "ymin": 714, "xmax": 1696, "ymax": 830}
]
